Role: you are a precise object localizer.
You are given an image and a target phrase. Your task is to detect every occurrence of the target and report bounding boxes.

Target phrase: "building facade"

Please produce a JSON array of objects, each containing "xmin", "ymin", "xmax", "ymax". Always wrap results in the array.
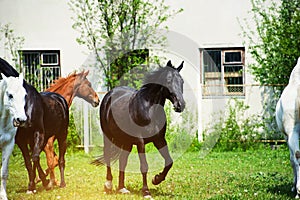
[{"xmin": 0, "ymin": 0, "xmax": 266, "ymax": 141}]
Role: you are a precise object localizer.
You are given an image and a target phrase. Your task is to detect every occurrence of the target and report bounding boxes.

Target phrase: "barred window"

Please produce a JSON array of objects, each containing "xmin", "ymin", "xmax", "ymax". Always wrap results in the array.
[
  {"xmin": 19, "ymin": 50, "xmax": 61, "ymax": 91},
  {"xmin": 201, "ymin": 47, "xmax": 245, "ymax": 97}
]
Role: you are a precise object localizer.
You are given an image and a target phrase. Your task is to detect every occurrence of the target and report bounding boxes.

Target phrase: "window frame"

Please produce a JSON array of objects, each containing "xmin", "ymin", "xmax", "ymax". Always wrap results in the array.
[
  {"xmin": 19, "ymin": 50, "xmax": 61, "ymax": 91},
  {"xmin": 200, "ymin": 47, "xmax": 245, "ymax": 98}
]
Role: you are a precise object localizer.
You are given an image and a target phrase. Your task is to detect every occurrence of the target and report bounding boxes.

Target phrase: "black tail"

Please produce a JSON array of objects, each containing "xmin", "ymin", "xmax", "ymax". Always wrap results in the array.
[{"xmin": 91, "ymin": 142, "xmax": 122, "ymax": 166}]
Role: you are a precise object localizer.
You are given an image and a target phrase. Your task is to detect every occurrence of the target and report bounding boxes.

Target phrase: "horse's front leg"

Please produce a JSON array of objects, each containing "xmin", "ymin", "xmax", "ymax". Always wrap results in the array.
[
  {"xmin": 287, "ymin": 130, "xmax": 300, "ymax": 198},
  {"xmin": 32, "ymin": 131, "xmax": 50, "ymax": 190},
  {"xmin": 0, "ymin": 140, "xmax": 15, "ymax": 200},
  {"xmin": 137, "ymin": 140, "xmax": 151, "ymax": 198},
  {"xmin": 152, "ymin": 138, "xmax": 173, "ymax": 185},
  {"xmin": 118, "ymin": 145, "xmax": 132, "ymax": 194},
  {"xmin": 16, "ymin": 130, "xmax": 36, "ymax": 193}
]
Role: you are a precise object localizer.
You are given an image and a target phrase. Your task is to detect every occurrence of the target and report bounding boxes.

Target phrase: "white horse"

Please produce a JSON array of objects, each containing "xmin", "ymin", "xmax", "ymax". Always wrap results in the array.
[
  {"xmin": 276, "ymin": 57, "xmax": 300, "ymax": 198},
  {"xmin": 0, "ymin": 73, "xmax": 27, "ymax": 200}
]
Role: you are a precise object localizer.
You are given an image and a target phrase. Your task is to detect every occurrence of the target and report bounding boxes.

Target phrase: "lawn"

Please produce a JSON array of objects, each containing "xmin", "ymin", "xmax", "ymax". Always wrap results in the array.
[{"xmin": 6, "ymin": 146, "xmax": 295, "ymax": 199}]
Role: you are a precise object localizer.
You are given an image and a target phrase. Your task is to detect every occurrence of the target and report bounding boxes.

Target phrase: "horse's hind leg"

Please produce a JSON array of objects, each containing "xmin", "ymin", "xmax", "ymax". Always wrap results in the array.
[
  {"xmin": 57, "ymin": 134, "xmax": 67, "ymax": 188},
  {"xmin": 118, "ymin": 152, "xmax": 130, "ymax": 194},
  {"xmin": 152, "ymin": 138, "xmax": 173, "ymax": 185},
  {"xmin": 103, "ymin": 136, "xmax": 113, "ymax": 193},
  {"xmin": 118, "ymin": 145, "xmax": 132, "ymax": 194},
  {"xmin": 44, "ymin": 136, "xmax": 58, "ymax": 187}
]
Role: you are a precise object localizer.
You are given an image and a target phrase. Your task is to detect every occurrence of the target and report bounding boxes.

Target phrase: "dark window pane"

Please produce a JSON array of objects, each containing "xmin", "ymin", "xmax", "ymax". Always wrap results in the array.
[
  {"xmin": 203, "ymin": 50, "xmax": 221, "ymax": 72},
  {"xmin": 225, "ymin": 52, "xmax": 241, "ymax": 63},
  {"xmin": 42, "ymin": 53, "xmax": 58, "ymax": 65},
  {"xmin": 224, "ymin": 65, "xmax": 243, "ymax": 73}
]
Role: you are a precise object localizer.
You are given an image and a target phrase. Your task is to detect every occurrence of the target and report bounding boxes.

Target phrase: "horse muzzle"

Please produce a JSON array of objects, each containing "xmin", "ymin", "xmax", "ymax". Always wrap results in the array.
[
  {"xmin": 13, "ymin": 118, "xmax": 27, "ymax": 127},
  {"xmin": 170, "ymin": 94, "xmax": 185, "ymax": 113},
  {"xmin": 173, "ymin": 98, "xmax": 185, "ymax": 113},
  {"xmin": 174, "ymin": 101, "xmax": 185, "ymax": 112},
  {"xmin": 92, "ymin": 98, "xmax": 100, "ymax": 107}
]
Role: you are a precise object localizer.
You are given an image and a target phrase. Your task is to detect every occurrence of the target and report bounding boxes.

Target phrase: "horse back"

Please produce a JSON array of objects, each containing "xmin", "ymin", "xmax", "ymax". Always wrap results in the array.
[
  {"xmin": 41, "ymin": 92, "xmax": 69, "ymax": 138},
  {"xmin": 100, "ymin": 86, "xmax": 136, "ymax": 122},
  {"xmin": 100, "ymin": 86, "xmax": 137, "ymax": 140}
]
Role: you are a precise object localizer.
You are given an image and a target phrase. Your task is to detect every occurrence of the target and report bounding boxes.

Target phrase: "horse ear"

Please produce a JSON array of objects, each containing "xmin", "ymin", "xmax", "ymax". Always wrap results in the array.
[
  {"xmin": 167, "ymin": 60, "xmax": 172, "ymax": 67},
  {"xmin": 84, "ymin": 70, "xmax": 89, "ymax": 77},
  {"xmin": 1, "ymin": 73, "xmax": 7, "ymax": 81},
  {"xmin": 19, "ymin": 73, "xmax": 24, "ymax": 83},
  {"xmin": 177, "ymin": 61, "xmax": 184, "ymax": 72}
]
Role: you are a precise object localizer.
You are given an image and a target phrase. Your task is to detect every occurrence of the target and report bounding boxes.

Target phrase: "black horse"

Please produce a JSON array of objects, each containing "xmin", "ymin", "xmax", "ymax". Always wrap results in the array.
[
  {"xmin": 0, "ymin": 58, "xmax": 69, "ymax": 193},
  {"xmin": 92, "ymin": 60, "xmax": 185, "ymax": 198}
]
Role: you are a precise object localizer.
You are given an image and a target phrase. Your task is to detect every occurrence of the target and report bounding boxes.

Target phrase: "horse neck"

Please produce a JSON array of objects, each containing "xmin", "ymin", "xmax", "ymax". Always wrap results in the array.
[
  {"xmin": 129, "ymin": 84, "xmax": 167, "ymax": 126},
  {"xmin": 138, "ymin": 84, "xmax": 167, "ymax": 106},
  {"xmin": 290, "ymin": 59, "xmax": 300, "ymax": 85},
  {"xmin": 0, "ymin": 82, "xmax": 9, "ymax": 117},
  {"xmin": 46, "ymin": 78, "xmax": 76, "ymax": 107}
]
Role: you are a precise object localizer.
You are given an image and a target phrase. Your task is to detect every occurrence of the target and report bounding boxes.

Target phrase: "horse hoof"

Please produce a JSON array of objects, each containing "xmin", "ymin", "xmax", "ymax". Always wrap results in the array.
[
  {"xmin": 0, "ymin": 193, "xmax": 8, "ymax": 200},
  {"xmin": 118, "ymin": 188, "xmax": 130, "ymax": 194},
  {"xmin": 60, "ymin": 182, "xmax": 66, "ymax": 188},
  {"xmin": 104, "ymin": 180, "xmax": 113, "ymax": 194},
  {"xmin": 143, "ymin": 190, "xmax": 153, "ymax": 199},
  {"xmin": 44, "ymin": 180, "xmax": 54, "ymax": 191},
  {"xmin": 26, "ymin": 190, "xmax": 36, "ymax": 194},
  {"xmin": 144, "ymin": 194, "xmax": 154, "ymax": 199},
  {"xmin": 152, "ymin": 174, "xmax": 165, "ymax": 185}
]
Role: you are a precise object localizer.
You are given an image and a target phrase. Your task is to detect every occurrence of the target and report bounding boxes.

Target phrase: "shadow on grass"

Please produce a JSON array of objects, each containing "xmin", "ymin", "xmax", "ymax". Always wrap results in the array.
[{"xmin": 267, "ymin": 183, "xmax": 295, "ymax": 199}]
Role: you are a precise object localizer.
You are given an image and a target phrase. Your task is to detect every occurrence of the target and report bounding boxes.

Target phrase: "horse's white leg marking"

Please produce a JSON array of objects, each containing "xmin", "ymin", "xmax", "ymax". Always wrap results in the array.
[
  {"xmin": 104, "ymin": 180, "xmax": 112, "ymax": 191},
  {"xmin": 118, "ymin": 187, "xmax": 130, "ymax": 194}
]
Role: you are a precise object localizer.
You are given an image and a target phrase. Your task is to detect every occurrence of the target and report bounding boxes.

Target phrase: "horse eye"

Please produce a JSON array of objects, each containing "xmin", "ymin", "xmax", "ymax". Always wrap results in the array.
[{"xmin": 8, "ymin": 94, "xmax": 13, "ymax": 99}]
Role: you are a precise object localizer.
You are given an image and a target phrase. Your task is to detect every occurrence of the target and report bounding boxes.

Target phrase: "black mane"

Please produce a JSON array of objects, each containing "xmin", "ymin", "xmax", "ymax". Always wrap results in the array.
[
  {"xmin": 0, "ymin": 57, "xmax": 19, "ymax": 78},
  {"xmin": 143, "ymin": 66, "xmax": 174, "ymax": 86}
]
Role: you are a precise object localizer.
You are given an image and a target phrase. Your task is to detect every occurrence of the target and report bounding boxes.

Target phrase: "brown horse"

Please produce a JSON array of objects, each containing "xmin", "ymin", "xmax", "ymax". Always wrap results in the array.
[{"xmin": 43, "ymin": 70, "xmax": 100, "ymax": 187}]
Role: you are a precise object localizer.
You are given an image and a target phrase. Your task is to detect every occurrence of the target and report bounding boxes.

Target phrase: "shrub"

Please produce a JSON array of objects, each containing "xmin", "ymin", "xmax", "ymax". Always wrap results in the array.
[
  {"xmin": 206, "ymin": 98, "xmax": 264, "ymax": 152},
  {"xmin": 67, "ymin": 111, "xmax": 81, "ymax": 152}
]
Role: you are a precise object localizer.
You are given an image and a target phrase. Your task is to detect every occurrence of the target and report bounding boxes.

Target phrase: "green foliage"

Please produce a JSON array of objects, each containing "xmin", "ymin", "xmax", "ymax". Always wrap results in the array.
[
  {"xmin": 205, "ymin": 98, "xmax": 264, "ymax": 152},
  {"xmin": 69, "ymin": 0, "xmax": 183, "ymax": 90},
  {"xmin": 0, "ymin": 23, "xmax": 25, "ymax": 70},
  {"xmin": 67, "ymin": 110, "xmax": 81, "ymax": 152},
  {"xmin": 164, "ymin": 102, "xmax": 197, "ymax": 153},
  {"xmin": 241, "ymin": 0, "xmax": 300, "ymax": 89},
  {"xmin": 240, "ymin": 0, "xmax": 300, "ymax": 140}
]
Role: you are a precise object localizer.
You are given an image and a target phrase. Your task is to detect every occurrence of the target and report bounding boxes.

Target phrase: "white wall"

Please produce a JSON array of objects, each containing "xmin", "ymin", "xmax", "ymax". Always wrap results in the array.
[
  {"xmin": 0, "ymin": 0, "xmax": 268, "ymax": 138},
  {"xmin": 0, "ymin": 0, "xmax": 89, "ymax": 75}
]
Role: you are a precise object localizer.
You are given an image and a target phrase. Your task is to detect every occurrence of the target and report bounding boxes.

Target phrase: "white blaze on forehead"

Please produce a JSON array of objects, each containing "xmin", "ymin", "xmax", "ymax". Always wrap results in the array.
[{"xmin": 3, "ymin": 74, "xmax": 27, "ymax": 123}]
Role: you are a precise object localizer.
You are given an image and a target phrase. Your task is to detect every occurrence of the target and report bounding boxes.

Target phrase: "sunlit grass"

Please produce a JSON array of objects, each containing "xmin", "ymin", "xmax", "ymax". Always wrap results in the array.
[{"xmin": 6, "ymin": 146, "xmax": 295, "ymax": 199}]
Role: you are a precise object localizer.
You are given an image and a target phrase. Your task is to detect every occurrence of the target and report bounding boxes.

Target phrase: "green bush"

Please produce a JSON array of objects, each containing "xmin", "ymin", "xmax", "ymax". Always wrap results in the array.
[
  {"xmin": 206, "ymin": 98, "xmax": 264, "ymax": 152},
  {"xmin": 67, "ymin": 111, "xmax": 81, "ymax": 152}
]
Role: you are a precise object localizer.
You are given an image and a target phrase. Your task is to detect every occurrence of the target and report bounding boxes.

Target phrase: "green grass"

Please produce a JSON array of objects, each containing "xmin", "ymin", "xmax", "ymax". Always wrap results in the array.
[{"xmin": 5, "ymin": 146, "xmax": 295, "ymax": 199}]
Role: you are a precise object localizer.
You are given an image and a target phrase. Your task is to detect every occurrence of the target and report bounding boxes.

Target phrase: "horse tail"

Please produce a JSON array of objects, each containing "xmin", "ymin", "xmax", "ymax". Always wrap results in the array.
[{"xmin": 91, "ymin": 139, "xmax": 121, "ymax": 166}]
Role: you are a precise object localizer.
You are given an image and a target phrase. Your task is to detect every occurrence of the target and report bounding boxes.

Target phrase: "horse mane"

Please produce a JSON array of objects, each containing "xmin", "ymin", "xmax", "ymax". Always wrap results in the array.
[
  {"xmin": 46, "ymin": 71, "xmax": 82, "ymax": 92},
  {"xmin": 143, "ymin": 66, "xmax": 174, "ymax": 86}
]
